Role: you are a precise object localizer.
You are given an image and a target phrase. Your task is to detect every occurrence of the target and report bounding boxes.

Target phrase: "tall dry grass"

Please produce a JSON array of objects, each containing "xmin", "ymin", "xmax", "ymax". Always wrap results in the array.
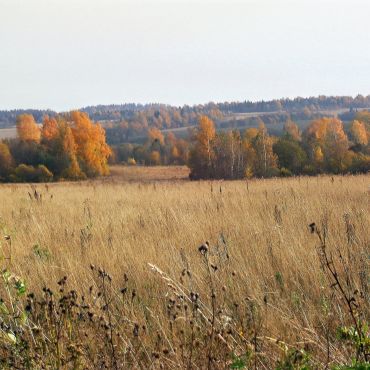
[{"xmin": 0, "ymin": 168, "xmax": 368, "ymax": 368}]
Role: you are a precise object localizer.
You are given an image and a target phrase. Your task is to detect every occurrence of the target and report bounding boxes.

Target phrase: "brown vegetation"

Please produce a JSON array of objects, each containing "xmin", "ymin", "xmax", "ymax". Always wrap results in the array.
[
  {"xmin": 0, "ymin": 171, "xmax": 368, "ymax": 368},
  {"xmin": 108, "ymin": 165, "xmax": 189, "ymax": 182}
]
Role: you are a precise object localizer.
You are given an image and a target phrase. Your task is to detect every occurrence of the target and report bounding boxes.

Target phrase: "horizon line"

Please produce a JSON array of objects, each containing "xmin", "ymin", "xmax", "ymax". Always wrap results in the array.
[{"xmin": 1, "ymin": 93, "xmax": 370, "ymax": 113}]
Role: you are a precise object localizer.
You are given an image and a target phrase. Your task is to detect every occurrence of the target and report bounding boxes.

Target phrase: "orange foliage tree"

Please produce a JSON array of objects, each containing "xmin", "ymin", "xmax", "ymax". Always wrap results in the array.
[
  {"xmin": 196, "ymin": 116, "xmax": 216, "ymax": 167},
  {"xmin": 16, "ymin": 114, "xmax": 41, "ymax": 143},
  {"xmin": 61, "ymin": 122, "xmax": 84, "ymax": 179},
  {"xmin": 350, "ymin": 120, "xmax": 368, "ymax": 146},
  {"xmin": 188, "ymin": 115, "xmax": 216, "ymax": 179},
  {"xmin": 41, "ymin": 116, "xmax": 59, "ymax": 143},
  {"xmin": 148, "ymin": 128, "xmax": 165, "ymax": 146},
  {"xmin": 38, "ymin": 111, "xmax": 112, "ymax": 180},
  {"xmin": 70, "ymin": 111, "xmax": 112, "ymax": 176},
  {"xmin": 304, "ymin": 117, "xmax": 350, "ymax": 172},
  {"xmin": 0, "ymin": 141, "xmax": 13, "ymax": 179}
]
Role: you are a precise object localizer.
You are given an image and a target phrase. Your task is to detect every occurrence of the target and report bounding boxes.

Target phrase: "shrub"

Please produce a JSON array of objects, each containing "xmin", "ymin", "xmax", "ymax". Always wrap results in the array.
[
  {"xmin": 348, "ymin": 153, "xmax": 370, "ymax": 174},
  {"xmin": 36, "ymin": 165, "xmax": 53, "ymax": 182},
  {"xmin": 280, "ymin": 167, "xmax": 293, "ymax": 177},
  {"xmin": 14, "ymin": 164, "xmax": 53, "ymax": 182},
  {"xmin": 127, "ymin": 157, "xmax": 136, "ymax": 166},
  {"xmin": 302, "ymin": 164, "xmax": 318, "ymax": 176}
]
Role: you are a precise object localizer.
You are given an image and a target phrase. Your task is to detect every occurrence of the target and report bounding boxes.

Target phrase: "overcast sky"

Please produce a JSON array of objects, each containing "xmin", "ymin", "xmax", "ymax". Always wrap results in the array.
[{"xmin": 0, "ymin": 0, "xmax": 369, "ymax": 111}]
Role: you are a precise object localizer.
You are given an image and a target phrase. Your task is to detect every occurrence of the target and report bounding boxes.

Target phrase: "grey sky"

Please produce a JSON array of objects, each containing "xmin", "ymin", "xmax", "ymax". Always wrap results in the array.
[{"xmin": 0, "ymin": 0, "xmax": 369, "ymax": 111}]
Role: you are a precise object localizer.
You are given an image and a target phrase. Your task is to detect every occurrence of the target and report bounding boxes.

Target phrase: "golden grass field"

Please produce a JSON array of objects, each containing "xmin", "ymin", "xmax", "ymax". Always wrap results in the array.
[{"xmin": 0, "ymin": 166, "xmax": 368, "ymax": 369}]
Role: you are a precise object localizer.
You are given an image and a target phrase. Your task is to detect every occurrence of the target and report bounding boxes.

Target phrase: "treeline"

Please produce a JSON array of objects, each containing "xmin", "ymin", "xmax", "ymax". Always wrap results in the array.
[
  {"xmin": 82, "ymin": 94, "xmax": 370, "ymax": 120},
  {"xmin": 0, "ymin": 112, "xmax": 111, "ymax": 182},
  {"xmin": 109, "ymin": 111, "xmax": 370, "ymax": 178},
  {"xmin": 188, "ymin": 113, "xmax": 370, "ymax": 179},
  {"xmin": 112, "ymin": 128, "xmax": 189, "ymax": 166},
  {"xmin": 1, "ymin": 110, "xmax": 369, "ymax": 182},
  {"xmin": 103, "ymin": 105, "xmax": 223, "ymax": 144},
  {"xmin": 0, "ymin": 109, "xmax": 56, "ymax": 127},
  {"xmin": 87, "ymin": 95, "xmax": 370, "ymax": 143},
  {"xmin": 217, "ymin": 94, "xmax": 370, "ymax": 114},
  {"xmin": 2, "ymin": 95, "xmax": 370, "ymax": 132},
  {"xmin": 106, "ymin": 107, "xmax": 324, "ymax": 145},
  {"xmin": 219, "ymin": 110, "xmax": 326, "ymax": 132}
]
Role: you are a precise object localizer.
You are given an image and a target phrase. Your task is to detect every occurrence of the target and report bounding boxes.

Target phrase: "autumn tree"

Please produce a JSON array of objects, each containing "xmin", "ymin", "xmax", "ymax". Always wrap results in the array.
[
  {"xmin": 60, "ymin": 122, "xmax": 84, "ymax": 179},
  {"xmin": 170, "ymin": 145, "xmax": 180, "ymax": 162},
  {"xmin": 0, "ymin": 141, "xmax": 13, "ymax": 180},
  {"xmin": 41, "ymin": 116, "xmax": 59, "ymax": 143},
  {"xmin": 304, "ymin": 118, "xmax": 329, "ymax": 144},
  {"xmin": 350, "ymin": 120, "xmax": 368, "ymax": 146},
  {"xmin": 304, "ymin": 117, "xmax": 350, "ymax": 172},
  {"xmin": 16, "ymin": 114, "xmax": 41, "ymax": 143},
  {"xmin": 313, "ymin": 146, "xmax": 324, "ymax": 166},
  {"xmin": 355, "ymin": 111, "xmax": 370, "ymax": 131},
  {"xmin": 40, "ymin": 116, "xmax": 77, "ymax": 178},
  {"xmin": 70, "ymin": 111, "xmax": 112, "ymax": 176},
  {"xmin": 252, "ymin": 124, "xmax": 278, "ymax": 177},
  {"xmin": 242, "ymin": 130, "xmax": 258, "ymax": 178},
  {"xmin": 323, "ymin": 118, "xmax": 350, "ymax": 172},
  {"xmin": 244, "ymin": 128, "xmax": 259, "ymax": 141},
  {"xmin": 148, "ymin": 128, "xmax": 165, "ymax": 146},
  {"xmin": 114, "ymin": 143, "xmax": 134, "ymax": 163},
  {"xmin": 149, "ymin": 150, "xmax": 161, "ymax": 165},
  {"xmin": 283, "ymin": 119, "xmax": 301, "ymax": 141},
  {"xmin": 163, "ymin": 132, "xmax": 179, "ymax": 164},
  {"xmin": 208, "ymin": 108, "xmax": 224, "ymax": 121},
  {"xmin": 1, "ymin": 111, "xmax": 112, "ymax": 182},
  {"xmin": 175, "ymin": 139, "xmax": 189, "ymax": 164},
  {"xmin": 213, "ymin": 131, "xmax": 243, "ymax": 179},
  {"xmin": 188, "ymin": 115, "xmax": 216, "ymax": 179},
  {"xmin": 273, "ymin": 137, "xmax": 307, "ymax": 174}
]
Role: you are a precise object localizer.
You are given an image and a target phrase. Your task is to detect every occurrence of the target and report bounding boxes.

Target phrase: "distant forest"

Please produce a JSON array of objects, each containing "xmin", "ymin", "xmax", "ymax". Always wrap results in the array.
[
  {"xmin": 1, "ymin": 95, "xmax": 370, "ymax": 181},
  {"xmin": 1, "ymin": 95, "xmax": 370, "ymax": 128},
  {"xmin": 1, "ymin": 103, "xmax": 369, "ymax": 182}
]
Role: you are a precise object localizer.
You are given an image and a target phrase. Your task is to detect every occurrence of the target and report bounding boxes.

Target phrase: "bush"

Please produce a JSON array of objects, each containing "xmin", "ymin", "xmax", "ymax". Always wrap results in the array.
[
  {"xmin": 302, "ymin": 164, "xmax": 318, "ymax": 176},
  {"xmin": 127, "ymin": 157, "xmax": 137, "ymax": 166},
  {"xmin": 280, "ymin": 167, "xmax": 293, "ymax": 177},
  {"xmin": 36, "ymin": 165, "xmax": 53, "ymax": 182},
  {"xmin": 348, "ymin": 153, "xmax": 370, "ymax": 174},
  {"xmin": 14, "ymin": 164, "xmax": 53, "ymax": 182},
  {"xmin": 265, "ymin": 167, "xmax": 281, "ymax": 178}
]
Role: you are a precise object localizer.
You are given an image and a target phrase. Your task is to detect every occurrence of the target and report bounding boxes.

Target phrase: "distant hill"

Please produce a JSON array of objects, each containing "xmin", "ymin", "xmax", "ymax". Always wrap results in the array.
[
  {"xmin": 1, "ymin": 95, "xmax": 370, "ymax": 129},
  {"xmin": 80, "ymin": 95, "xmax": 370, "ymax": 121}
]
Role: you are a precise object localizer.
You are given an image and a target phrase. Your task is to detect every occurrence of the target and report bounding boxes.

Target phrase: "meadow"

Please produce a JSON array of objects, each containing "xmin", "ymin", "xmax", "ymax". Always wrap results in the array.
[
  {"xmin": 0, "ymin": 126, "xmax": 17, "ymax": 140},
  {"xmin": 0, "ymin": 166, "xmax": 368, "ymax": 369}
]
